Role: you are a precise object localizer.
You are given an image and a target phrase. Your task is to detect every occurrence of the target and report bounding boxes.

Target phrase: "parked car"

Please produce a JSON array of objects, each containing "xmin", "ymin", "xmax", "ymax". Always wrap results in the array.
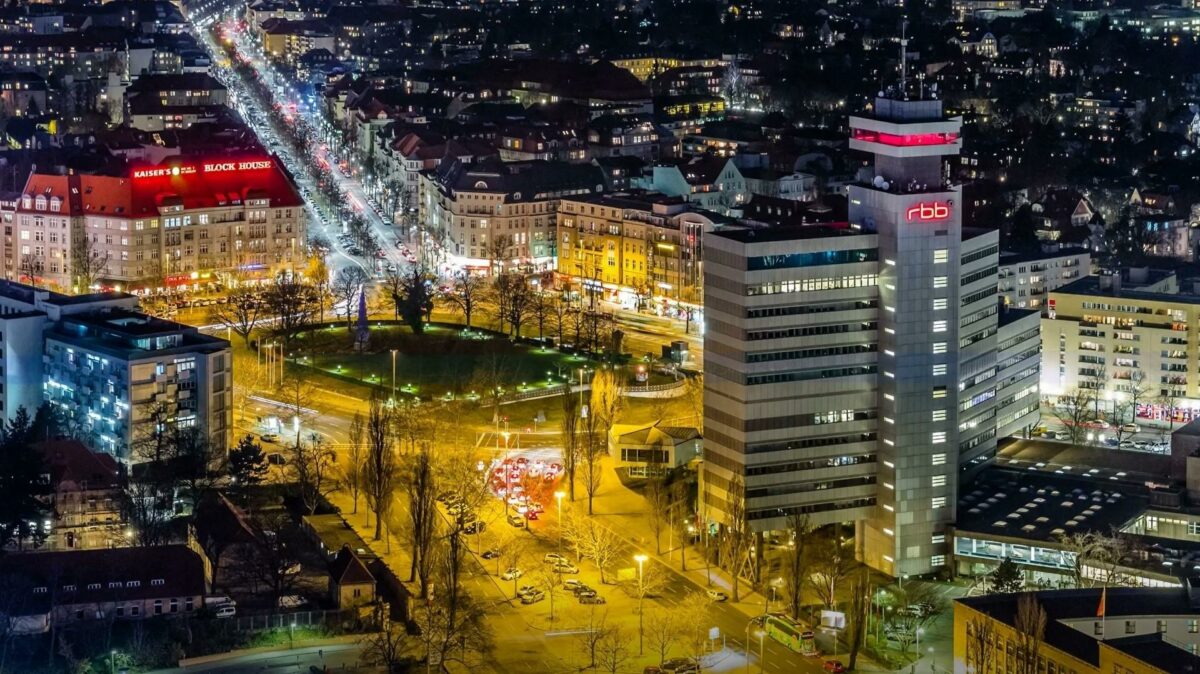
[
  {"xmin": 501, "ymin": 567, "xmax": 522, "ymax": 581},
  {"xmin": 706, "ymin": 589, "xmax": 729, "ymax": 602},
  {"xmin": 660, "ymin": 658, "xmax": 699, "ymax": 673}
]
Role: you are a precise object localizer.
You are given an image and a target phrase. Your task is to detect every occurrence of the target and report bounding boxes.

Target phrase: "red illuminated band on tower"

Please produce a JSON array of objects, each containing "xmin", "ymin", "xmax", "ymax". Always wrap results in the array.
[
  {"xmin": 906, "ymin": 202, "xmax": 951, "ymax": 222},
  {"xmin": 852, "ymin": 129, "xmax": 959, "ymax": 147}
]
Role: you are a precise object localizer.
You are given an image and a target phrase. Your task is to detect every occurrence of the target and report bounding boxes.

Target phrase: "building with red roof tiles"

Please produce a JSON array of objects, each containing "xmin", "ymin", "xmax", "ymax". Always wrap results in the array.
[{"xmin": 12, "ymin": 156, "xmax": 305, "ymax": 291}]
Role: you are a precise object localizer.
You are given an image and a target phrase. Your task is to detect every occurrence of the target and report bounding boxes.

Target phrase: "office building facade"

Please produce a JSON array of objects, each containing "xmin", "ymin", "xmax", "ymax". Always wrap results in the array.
[{"xmin": 702, "ymin": 94, "xmax": 1038, "ymax": 577}]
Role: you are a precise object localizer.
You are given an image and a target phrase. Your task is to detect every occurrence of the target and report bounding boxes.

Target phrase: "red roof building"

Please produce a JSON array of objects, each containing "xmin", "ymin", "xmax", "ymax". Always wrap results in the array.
[{"xmin": 12, "ymin": 157, "xmax": 305, "ymax": 291}]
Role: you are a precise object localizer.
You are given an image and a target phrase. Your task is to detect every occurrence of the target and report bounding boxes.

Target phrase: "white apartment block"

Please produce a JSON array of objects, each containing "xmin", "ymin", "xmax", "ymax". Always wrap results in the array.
[
  {"xmin": 999, "ymin": 247, "xmax": 1091, "ymax": 310},
  {"xmin": 0, "ymin": 280, "xmax": 231, "ymax": 462}
]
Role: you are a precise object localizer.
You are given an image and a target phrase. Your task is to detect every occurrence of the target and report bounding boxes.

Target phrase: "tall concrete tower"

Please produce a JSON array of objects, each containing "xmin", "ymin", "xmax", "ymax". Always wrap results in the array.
[{"xmin": 849, "ymin": 92, "xmax": 990, "ymax": 578}]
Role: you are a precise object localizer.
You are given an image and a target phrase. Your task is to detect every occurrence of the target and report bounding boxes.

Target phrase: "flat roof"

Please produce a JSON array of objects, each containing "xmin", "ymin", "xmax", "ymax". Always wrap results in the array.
[
  {"xmin": 956, "ymin": 467, "xmax": 1147, "ymax": 544},
  {"xmin": 1054, "ymin": 273, "xmax": 1199, "ymax": 304},
  {"xmin": 999, "ymin": 246, "xmax": 1090, "ymax": 265},
  {"xmin": 710, "ymin": 222, "xmax": 863, "ymax": 244}
]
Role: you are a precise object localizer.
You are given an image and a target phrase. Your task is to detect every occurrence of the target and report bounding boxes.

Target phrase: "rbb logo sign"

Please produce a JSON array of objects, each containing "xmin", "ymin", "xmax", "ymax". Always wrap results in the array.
[{"xmin": 906, "ymin": 201, "xmax": 951, "ymax": 222}]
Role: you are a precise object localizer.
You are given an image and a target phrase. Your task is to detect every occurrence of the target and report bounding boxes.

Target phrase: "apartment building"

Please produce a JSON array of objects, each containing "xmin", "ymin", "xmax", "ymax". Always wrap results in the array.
[
  {"xmin": 998, "ymin": 247, "xmax": 1091, "ymax": 310},
  {"xmin": 12, "ymin": 156, "xmax": 305, "ymax": 291},
  {"xmin": 0, "ymin": 280, "xmax": 232, "ymax": 462},
  {"xmin": 955, "ymin": 585, "xmax": 1200, "ymax": 674},
  {"xmin": 0, "ymin": 545, "xmax": 206, "ymax": 633},
  {"xmin": 38, "ymin": 439, "xmax": 125, "ymax": 550},
  {"xmin": 702, "ymin": 93, "xmax": 1039, "ymax": 578},
  {"xmin": 556, "ymin": 192, "xmax": 720, "ymax": 306},
  {"xmin": 419, "ymin": 158, "xmax": 605, "ymax": 270},
  {"xmin": 1041, "ymin": 270, "xmax": 1200, "ymax": 423}
]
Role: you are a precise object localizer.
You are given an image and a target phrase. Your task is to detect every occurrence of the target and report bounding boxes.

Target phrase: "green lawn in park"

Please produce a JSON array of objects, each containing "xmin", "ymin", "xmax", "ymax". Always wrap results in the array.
[{"xmin": 291, "ymin": 323, "xmax": 616, "ymax": 399}]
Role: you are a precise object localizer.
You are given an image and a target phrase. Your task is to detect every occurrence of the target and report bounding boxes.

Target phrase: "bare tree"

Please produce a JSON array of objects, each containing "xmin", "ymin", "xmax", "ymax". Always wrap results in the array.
[
  {"xmin": 263, "ymin": 272, "xmax": 318, "ymax": 351},
  {"xmin": 646, "ymin": 474, "xmax": 671, "ymax": 554},
  {"xmin": 781, "ymin": 512, "xmax": 811, "ymax": 619},
  {"xmin": 644, "ymin": 606, "xmax": 679, "ymax": 666},
  {"xmin": 1013, "ymin": 593, "xmax": 1047, "ymax": 674},
  {"xmin": 343, "ymin": 412, "xmax": 366, "ymax": 514},
  {"xmin": 720, "ymin": 475, "xmax": 753, "ymax": 602},
  {"xmin": 595, "ymin": 625, "xmax": 632, "ymax": 673},
  {"xmin": 528, "ymin": 290, "xmax": 551, "ymax": 341},
  {"xmin": 443, "ymin": 270, "xmax": 485, "ymax": 331},
  {"xmin": 965, "ymin": 614, "xmax": 996, "ymax": 674},
  {"xmin": 208, "ymin": 284, "xmax": 264, "ymax": 346},
  {"xmin": 809, "ymin": 525, "xmax": 855, "ymax": 609},
  {"xmin": 403, "ymin": 442, "xmax": 438, "ymax": 598},
  {"xmin": 358, "ymin": 624, "xmax": 414, "ymax": 671},
  {"xmin": 582, "ymin": 368, "xmax": 625, "ymax": 515},
  {"xmin": 559, "ymin": 384, "xmax": 581, "ymax": 502},
  {"xmin": 240, "ymin": 510, "xmax": 304, "ymax": 611},
  {"xmin": 288, "ymin": 431, "xmax": 336, "ymax": 516},
  {"xmin": 575, "ymin": 607, "xmax": 610, "ymax": 670},
  {"xmin": 330, "ymin": 266, "xmax": 370, "ymax": 328},
  {"xmin": 1051, "ymin": 388, "xmax": 1098, "ymax": 447},
  {"xmin": 563, "ymin": 514, "xmax": 623, "ymax": 584},
  {"xmin": 364, "ymin": 393, "xmax": 399, "ymax": 541},
  {"xmin": 70, "ymin": 233, "xmax": 111, "ymax": 290},
  {"xmin": 845, "ymin": 566, "xmax": 871, "ymax": 670}
]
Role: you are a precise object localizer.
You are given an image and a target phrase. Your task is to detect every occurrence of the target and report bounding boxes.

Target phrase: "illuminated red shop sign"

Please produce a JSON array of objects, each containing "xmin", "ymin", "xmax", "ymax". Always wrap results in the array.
[
  {"xmin": 853, "ymin": 129, "xmax": 959, "ymax": 146},
  {"xmin": 131, "ymin": 159, "xmax": 273, "ymax": 180},
  {"xmin": 906, "ymin": 201, "xmax": 951, "ymax": 222}
]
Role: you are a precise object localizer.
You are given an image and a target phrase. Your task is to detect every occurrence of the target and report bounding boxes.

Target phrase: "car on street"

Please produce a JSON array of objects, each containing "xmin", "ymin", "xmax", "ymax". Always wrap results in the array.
[
  {"xmin": 507, "ymin": 514, "xmax": 526, "ymax": 528},
  {"xmin": 553, "ymin": 562, "xmax": 580, "ymax": 574},
  {"xmin": 501, "ymin": 567, "xmax": 522, "ymax": 581},
  {"xmin": 659, "ymin": 658, "xmax": 699, "ymax": 673},
  {"xmin": 544, "ymin": 553, "xmax": 568, "ymax": 564},
  {"xmin": 520, "ymin": 590, "xmax": 545, "ymax": 604},
  {"xmin": 481, "ymin": 548, "xmax": 500, "ymax": 560},
  {"xmin": 823, "ymin": 661, "xmax": 846, "ymax": 673},
  {"xmin": 706, "ymin": 589, "xmax": 729, "ymax": 602}
]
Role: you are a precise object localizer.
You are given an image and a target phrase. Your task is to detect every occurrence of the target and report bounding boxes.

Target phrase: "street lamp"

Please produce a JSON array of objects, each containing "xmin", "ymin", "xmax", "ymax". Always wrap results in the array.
[
  {"xmin": 634, "ymin": 553, "xmax": 648, "ymax": 655},
  {"xmin": 554, "ymin": 490, "xmax": 565, "ymax": 553}
]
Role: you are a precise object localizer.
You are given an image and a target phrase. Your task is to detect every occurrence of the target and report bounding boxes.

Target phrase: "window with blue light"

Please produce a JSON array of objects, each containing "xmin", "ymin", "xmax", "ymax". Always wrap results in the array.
[{"xmin": 747, "ymin": 248, "xmax": 878, "ymax": 271}]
